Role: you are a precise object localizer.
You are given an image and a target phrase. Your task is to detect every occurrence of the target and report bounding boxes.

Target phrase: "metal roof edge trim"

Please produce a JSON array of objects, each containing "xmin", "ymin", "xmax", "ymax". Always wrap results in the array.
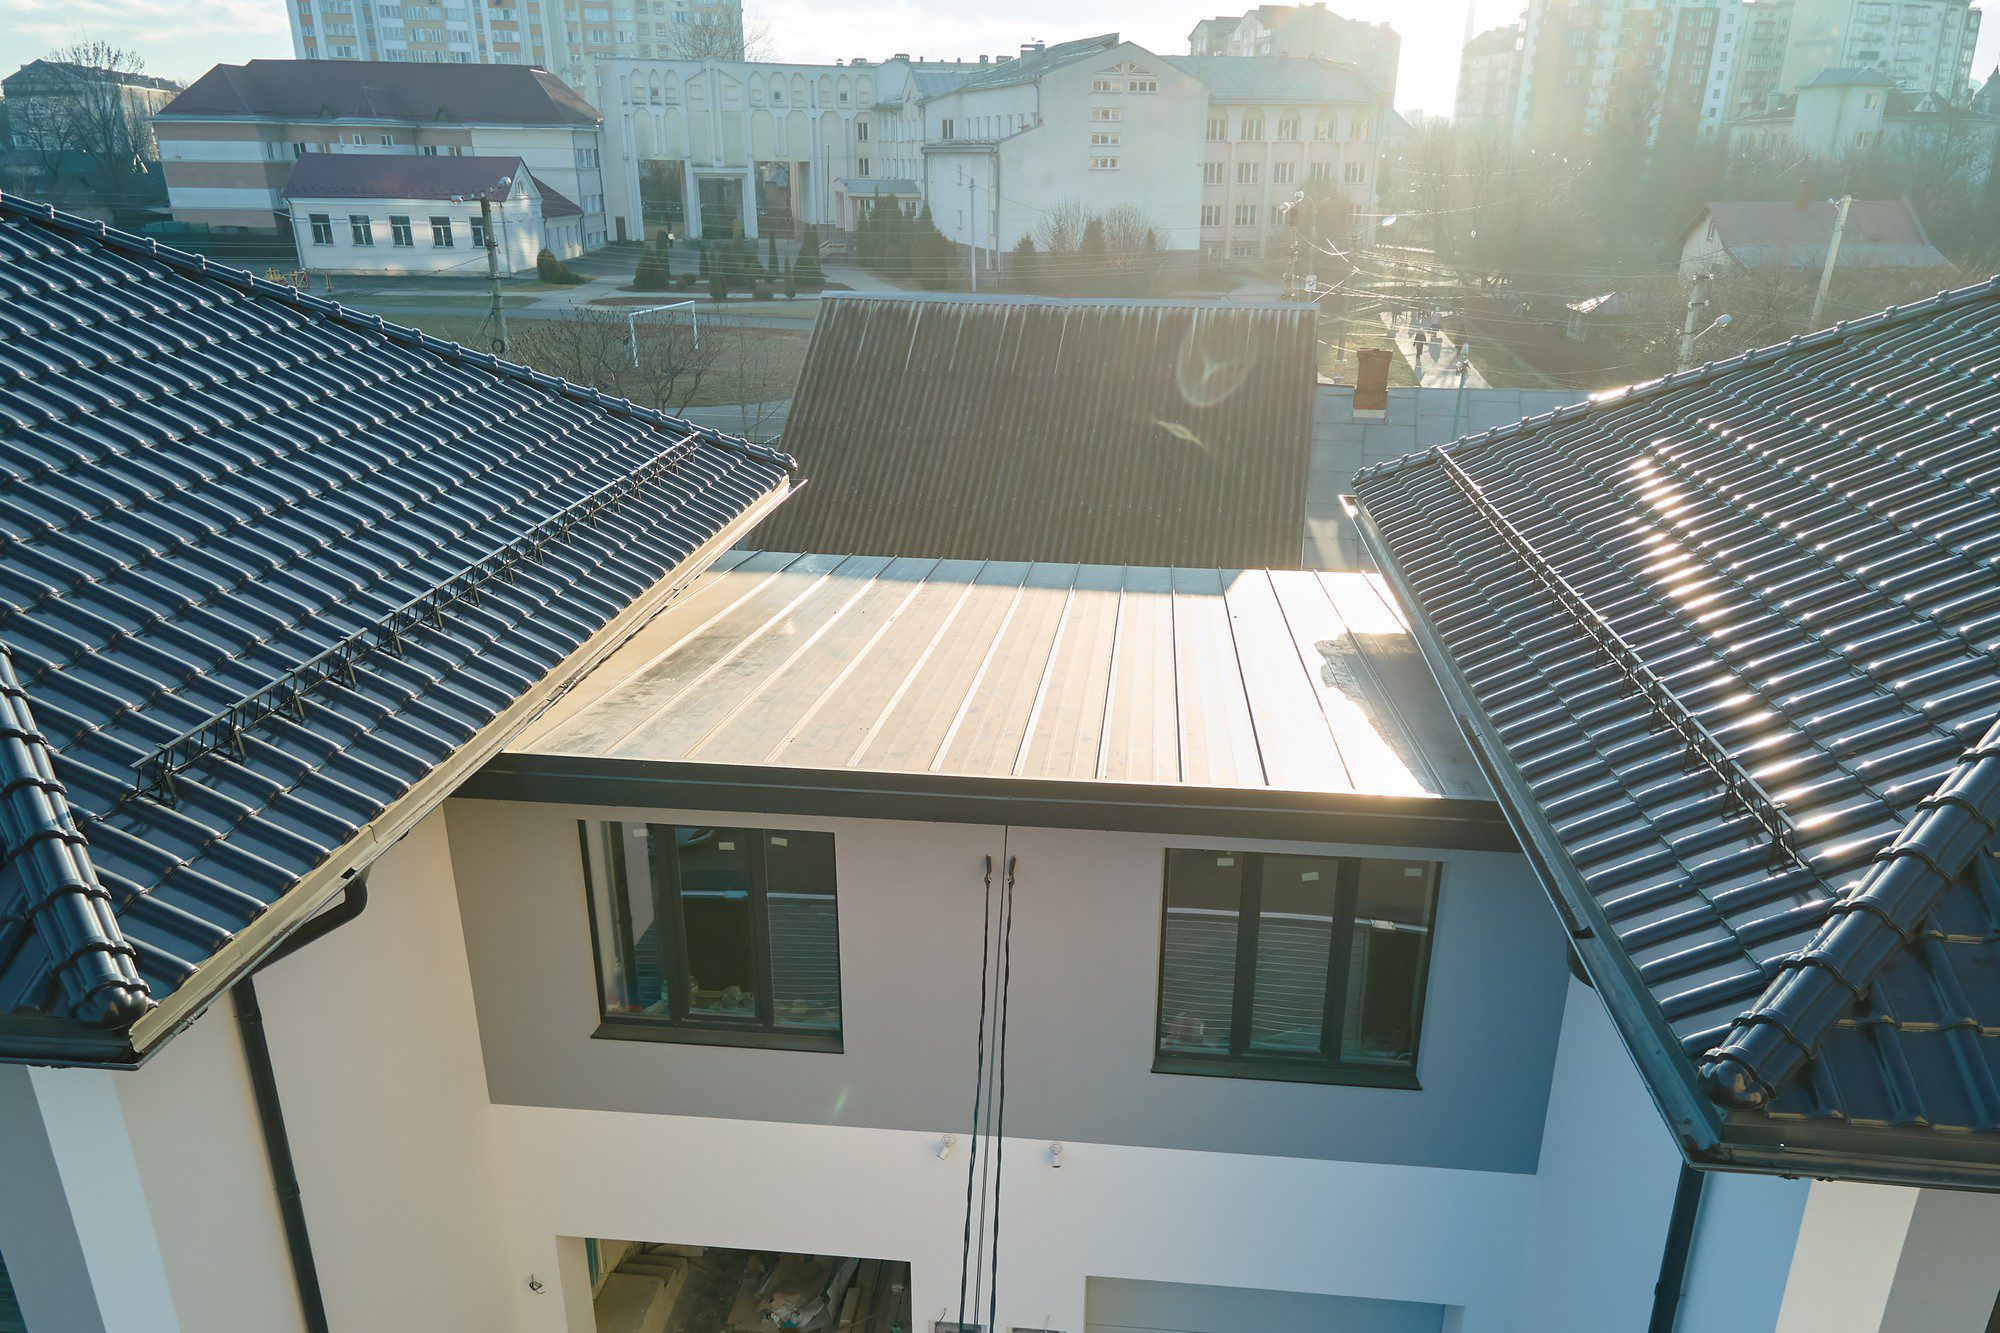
[
  {"xmin": 0, "ymin": 192, "xmax": 794, "ymax": 476},
  {"xmin": 120, "ymin": 478, "xmax": 794, "ymax": 1056},
  {"xmin": 1703, "ymin": 1114, "xmax": 2000, "ymax": 1191},
  {"xmin": 1699, "ymin": 718, "xmax": 2000, "ymax": 1110},
  {"xmin": 1350, "ymin": 271, "xmax": 2000, "ymax": 489},
  {"xmin": 1350, "ymin": 498, "xmax": 1729, "ymax": 1156},
  {"xmin": 462, "ymin": 753, "xmax": 1520, "ymax": 853}
]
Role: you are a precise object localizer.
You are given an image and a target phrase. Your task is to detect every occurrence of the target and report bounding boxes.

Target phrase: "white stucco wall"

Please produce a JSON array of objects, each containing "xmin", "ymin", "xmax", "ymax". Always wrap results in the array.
[{"xmin": 290, "ymin": 182, "xmax": 549, "ymax": 275}]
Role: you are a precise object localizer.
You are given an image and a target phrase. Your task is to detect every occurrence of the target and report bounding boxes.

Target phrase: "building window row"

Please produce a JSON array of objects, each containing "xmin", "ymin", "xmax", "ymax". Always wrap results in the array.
[
  {"xmin": 579, "ymin": 825, "xmax": 1441, "ymax": 1085},
  {"xmin": 306, "ymin": 212, "xmax": 432, "ymax": 248}
]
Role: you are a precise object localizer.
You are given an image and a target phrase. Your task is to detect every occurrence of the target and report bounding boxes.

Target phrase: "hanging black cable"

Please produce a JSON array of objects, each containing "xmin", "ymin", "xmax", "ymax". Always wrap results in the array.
[
  {"xmin": 956, "ymin": 855, "xmax": 997, "ymax": 1333},
  {"xmin": 985, "ymin": 856, "xmax": 1018, "ymax": 1333}
]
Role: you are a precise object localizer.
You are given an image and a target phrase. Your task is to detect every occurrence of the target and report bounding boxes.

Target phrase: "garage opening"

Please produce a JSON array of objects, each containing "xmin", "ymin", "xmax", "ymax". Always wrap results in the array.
[
  {"xmin": 589, "ymin": 1240, "xmax": 913, "ymax": 1333},
  {"xmin": 1083, "ymin": 1277, "xmax": 1445, "ymax": 1333}
]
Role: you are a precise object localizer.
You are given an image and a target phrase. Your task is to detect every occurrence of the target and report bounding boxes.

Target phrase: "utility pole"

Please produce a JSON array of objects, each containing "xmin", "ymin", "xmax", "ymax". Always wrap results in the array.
[
  {"xmin": 1678, "ymin": 270, "xmax": 1710, "ymax": 371},
  {"xmin": 480, "ymin": 195, "xmax": 509, "ymax": 357},
  {"xmin": 966, "ymin": 174, "xmax": 978, "ymax": 293},
  {"xmin": 1809, "ymin": 193, "xmax": 1853, "ymax": 331}
]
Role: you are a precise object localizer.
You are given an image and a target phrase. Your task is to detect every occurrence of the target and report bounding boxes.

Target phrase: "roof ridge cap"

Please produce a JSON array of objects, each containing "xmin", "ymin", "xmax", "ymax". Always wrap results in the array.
[
  {"xmin": 1699, "ymin": 714, "xmax": 2000, "ymax": 1110},
  {"xmin": 0, "ymin": 645, "xmax": 153, "ymax": 1029},
  {"xmin": 0, "ymin": 190, "xmax": 795, "ymax": 476}
]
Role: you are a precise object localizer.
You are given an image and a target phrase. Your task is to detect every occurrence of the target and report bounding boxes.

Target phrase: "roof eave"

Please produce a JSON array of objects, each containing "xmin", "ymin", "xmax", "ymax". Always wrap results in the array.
[
  {"xmin": 119, "ymin": 476, "xmax": 795, "ymax": 1059},
  {"xmin": 1704, "ymin": 1115, "xmax": 2000, "ymax": 1192},
  {"xmin": 1349, "ymin": 495, "xmax": 1730, "ymax": 1160}
]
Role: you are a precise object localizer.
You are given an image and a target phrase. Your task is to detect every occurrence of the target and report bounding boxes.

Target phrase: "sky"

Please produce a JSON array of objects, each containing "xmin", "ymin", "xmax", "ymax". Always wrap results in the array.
[{"xmin": 0, "ymin": 0, "xmax": 1995, "ymax": 117}]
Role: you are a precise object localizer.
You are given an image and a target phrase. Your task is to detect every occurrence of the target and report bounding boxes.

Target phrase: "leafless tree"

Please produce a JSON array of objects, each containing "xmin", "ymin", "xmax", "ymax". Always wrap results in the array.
[
  {"xmin": 666, "ymin": 8, "xmax": 773, "ymax": 61},
  {"xmin": 506, "ymin": 305, "xmax": 719, "ymax": 414},
  {"xmin": 700, "ymin": 312, "xmax": 788, "ymax": 439},
  {"xmin": 20, "ymin": 41, "xmax": 178, "ymax": 187},
  {"xmin": 1031, "ymin": 198, "xmax": 1090, "ymax": 255}
]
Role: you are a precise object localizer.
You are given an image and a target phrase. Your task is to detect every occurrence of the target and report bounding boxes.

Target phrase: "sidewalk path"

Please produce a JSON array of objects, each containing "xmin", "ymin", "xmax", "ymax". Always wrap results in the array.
[{"xmin": 1380, "ymin": 312, "xmax": 1491, "ymax": 389}]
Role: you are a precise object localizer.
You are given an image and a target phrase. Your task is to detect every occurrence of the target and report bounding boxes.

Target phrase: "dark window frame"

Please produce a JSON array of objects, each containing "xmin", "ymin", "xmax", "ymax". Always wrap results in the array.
[
  {"xmin": 1151, "ymin": 848, "xmax": 1439, "ymax": 1090},
  {"xmin": 578, "ymin": 821, "xmax": 845, "ymax": 1053}
]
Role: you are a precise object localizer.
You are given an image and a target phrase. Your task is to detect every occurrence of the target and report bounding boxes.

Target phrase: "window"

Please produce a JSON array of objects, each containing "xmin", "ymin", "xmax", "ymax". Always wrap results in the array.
[
  {"xmin": 390, "ymin": 215, "xmax": 414, "ymax": 246},
  {"xmin": 349, "ymin": 214, "xmax": 374, "ymax": 245},
  {"xmin": 857, "ymin": 157, "xmax": 870, "ymax": 175},
  {"xmin": 1092, "ymin": 75, "xmax": 1118, "ymax": 92},
  {"xmin": 308, "ymin": 213, "xmax": 334, "ymax": 245},
  {"xmin": 430, "ymin": 215, "xmax": 454, "ymax": 246},
  {"xmin": 581, "ymin": 822, "xmax": 843, "ymax": 1049},
  {"xmin": 1203, "ymin": 161, "xmax": 1224, "ymax": 184},
  {"xmin": 1126, "ymin": 77, "xmax": 1157, "ymax": 93},
  {"xmin": 1315, "ymin": 119, "xmax": 1332, "ymax": 141},
  {"xmin": 1236, "ymin": 160, "xmax": 1260, "ymax": 184},
  {"xmin": 349, "ymin": 132, "xmax": 365, "ymax": 145},
  {"xmin": 1343, "ymin": 160, "xmax": 1366, "ymax": 183},
  {"xmin": 1350, "ymin": 117, "xmax": 1372, "ymax": 141},
  {"xmin": 1091, "ymin": 106, "xmax": 1122, "ymax": 122},
  {"xmin": 1239, "ymin": 117, "xmax": 1263, "ymax": 140},
  {"xmin": 1231, "ymin": 239, "xmax": 1254, "ymax": 258},
  {"xmin": 1277, "ymin": 117, "xmax": 1299, "ymax": 140},
  {"xmin": 1206, "ymin": 115, "xmax": 1226, "ymax": 140},
  {"xmin": 1234, "ymin": 203, "xmax": 1258, "ymax": 226},
  {"xmin": 1155, "ymin": 850, "xmax": 1438, "ymax": 1087},
  {"xmin": 1092, "ymin": 131, "xmax": 1121, "ymax": 147},
  {"xmin": 469, "ymin": 215, "xmax": 488, "ymax": 248},
  {"xmin": 1090, "ymin": 155, "xmax": 1120, "ymax": 170},
  {"xmin": 379, "ymin": 133, "xmax": 394, "ymax": 146},
  {"xmin": 1273, "ymin": 161, "xmax": 1295, "ymax": 184},
  {"xmin": 856, "ymin": 121, "xmax": 868, "ymax": 141},
  {"xmin": 1201, "ymin": 203, "xmax": 1221, "ymax": 227},
  {"xmin": 940, "ymin": 117, "xmax": 954, "ymax": 139},
  {"xmin": 1312, "ymin": 161, "xmax": 1333, "ymax": 180}
]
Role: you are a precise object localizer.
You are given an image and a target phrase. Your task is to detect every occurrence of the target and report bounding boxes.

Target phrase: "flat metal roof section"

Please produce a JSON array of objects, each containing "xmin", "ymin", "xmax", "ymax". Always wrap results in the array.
[
  {"xmin": 478, "ymin": 552, "xmax": 1506, "ymax": 848},
  {"xmin": 1351, "ymin": 274, "xmax": 2000, "ymax": 1189},
  {"xmin": 751, "ymin": 292, "xmax": 1318, "ymax": 568},
  {"xmin": 0, "ymin": 195, "xmax": 795, "ymax": 1063}
]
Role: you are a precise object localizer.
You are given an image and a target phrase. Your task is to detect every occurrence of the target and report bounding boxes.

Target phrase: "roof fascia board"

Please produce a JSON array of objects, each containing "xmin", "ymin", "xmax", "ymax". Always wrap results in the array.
[
  {"xmin": 1350, "ymin": 498, "xmax": 1728, "ymax": 1157},
  {"xmin": 123, "ymin": 479, "xmax": 793, "ymax": 1055},
  {"xmin": 461, "ymin": 753, "xmax": 1518, "ymax": 852}
]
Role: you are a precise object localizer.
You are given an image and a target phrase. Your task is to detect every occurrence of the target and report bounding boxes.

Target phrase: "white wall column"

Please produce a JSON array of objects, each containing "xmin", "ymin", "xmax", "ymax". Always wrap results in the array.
[
  {"xmin": 0, "ymin": 1064, "xmax": 178, "ymax": 1332},
  {"xmin": 740, "ymin": 169, "xmax": 759, "ymax": 239},
  {"xmin": 1775, "ymin": 1181, "xmax": 1921, "ymax": 1333},
  {"xmin": 683, "ymin": 159, "xmax": 703, "ymax": 240}
]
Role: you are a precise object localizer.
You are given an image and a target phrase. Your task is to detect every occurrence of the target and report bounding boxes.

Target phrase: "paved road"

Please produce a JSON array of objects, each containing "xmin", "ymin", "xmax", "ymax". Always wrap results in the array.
[{"xmin": 1380, "ymin": 312, "xmax": 1491, "ymax": 389}]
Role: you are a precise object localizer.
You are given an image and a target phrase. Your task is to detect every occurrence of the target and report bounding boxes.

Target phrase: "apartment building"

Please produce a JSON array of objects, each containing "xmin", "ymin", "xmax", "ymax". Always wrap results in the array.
[
  {"xmin": 598, "ymin": 35, "xmax": 1389, "ymax": 262},
  {"xmin": 288, "ymin": 0, "xmax": 745, "ymax": 91},
  {"xmin": 153, "ymin": 59, "xmax": 609, "ymax": 245},
  {"xmin": 1514, "ymin": 0, "xmax": 1800, "ymax": 145},
  {"xmin": 1727, "ymin": 64, "xmax": 2000, "ymax": 175},
  {"xmin": 1455, "ymin": 24, "xmax": 1523, "ymax": 130},
  {"xmin": 1187, "ymin": 3, "xmax": 1401, "ymax": 104},
  {"xmin": 5, "ymin": 202, "xmax": 2000, "ymax": 1333},
  {"xmin": 1778, "ymin": 0, "xmax": 1982, "ymax": 99}
]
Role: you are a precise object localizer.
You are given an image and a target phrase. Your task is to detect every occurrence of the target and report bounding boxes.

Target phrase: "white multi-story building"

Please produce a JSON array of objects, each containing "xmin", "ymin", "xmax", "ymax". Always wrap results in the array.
[
  {"xmin": 598, "ymin": 34, "xmax": 1390, "ymax": 262},
  {"xmin": 153, "ymin": 59, "xmax": 611, "ymax": 245},
  {"xmin": 289, "ymin": 0, "xmax": 745, "ymax": 91},
  {"xmin": 1778, "ymin": 0, "xmax": 1982, "ymax": 99},
  {"xmin": 1187, "ymin": 3, "xmax": 1401, "ymax": 104}
]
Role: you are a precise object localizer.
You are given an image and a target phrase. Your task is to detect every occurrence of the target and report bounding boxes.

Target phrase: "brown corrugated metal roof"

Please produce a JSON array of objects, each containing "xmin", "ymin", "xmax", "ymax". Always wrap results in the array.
[
  {"xmin": 508, "ymin": 551, "xmax": 1488, "ymax": 802},
  {"xmin": 755, "ymin": 293, "xmax": 1318, "ymax": 567}
]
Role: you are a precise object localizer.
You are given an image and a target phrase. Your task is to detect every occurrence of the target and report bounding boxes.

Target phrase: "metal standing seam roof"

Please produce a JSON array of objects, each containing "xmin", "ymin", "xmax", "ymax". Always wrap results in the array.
[
  {"xmin": 154, "ymin": 59, "xmax": 603, "ymax": 127},
  {"xmin": 0, "ymin": 194, "xmax": 795, "ymax": 1062},
  {"xmin": 281, "ymin": 153, "xmax": 534, "ymax": 204},
  {"xmin": 756, "ymin": 293, "xmax": 1319, "ymax": 568},
  {"xmin": 491, "ymin": 552, "xmax": 1495, "ymax": 829},
  {"xmin": 1165, "ymin": 55, "xmax": 1385, "ymax": 105},
  {"xmin": 1352, "ymin": 275, "xmax": 2000, "ymax": 1188}
]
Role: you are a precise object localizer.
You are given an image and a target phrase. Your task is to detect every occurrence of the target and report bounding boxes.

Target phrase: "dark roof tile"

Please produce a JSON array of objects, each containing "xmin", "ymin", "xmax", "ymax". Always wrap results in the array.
[
  {"xmin": 0, "ymin": 194, "xmax": 793, "ymax": 1059},
  {"xmin": 1353, "ymin": 274, "xmax": 2000, "ymax": 1188}
]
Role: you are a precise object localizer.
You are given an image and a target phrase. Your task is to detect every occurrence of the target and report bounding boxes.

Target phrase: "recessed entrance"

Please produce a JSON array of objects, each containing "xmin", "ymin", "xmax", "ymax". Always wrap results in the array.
[{"xmin": 589, "ymin": 1240, "xmax": 913, "ymax": 1332}]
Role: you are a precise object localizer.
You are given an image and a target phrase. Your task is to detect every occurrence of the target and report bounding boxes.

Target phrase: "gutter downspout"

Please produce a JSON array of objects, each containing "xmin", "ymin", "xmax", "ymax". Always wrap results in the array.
[
  {"xmin": 1648, "ymin": 1164, "xmax": 1705, "ymax": 1333},
  {"xmin": 233, "ymin": 871, "xmax": 370, "ymax": 1333}
]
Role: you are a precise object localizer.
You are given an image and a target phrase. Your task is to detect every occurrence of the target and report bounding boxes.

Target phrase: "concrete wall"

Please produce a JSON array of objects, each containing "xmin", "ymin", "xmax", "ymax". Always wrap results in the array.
[
  {"xmin": 1083, "ymin": 1275, "xmax": 1443, "ymax": 1333},
  {"xmin": 1306, "ymin": 385, "xmax": 1587, "ymax": 568},
  {"xmin": 290, "ymin": 182, "xmax": 551, "ymax": 275},
  {"xmin": 446, "ymin": 798, "xmax": 1571, "ymax": 1172}
]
